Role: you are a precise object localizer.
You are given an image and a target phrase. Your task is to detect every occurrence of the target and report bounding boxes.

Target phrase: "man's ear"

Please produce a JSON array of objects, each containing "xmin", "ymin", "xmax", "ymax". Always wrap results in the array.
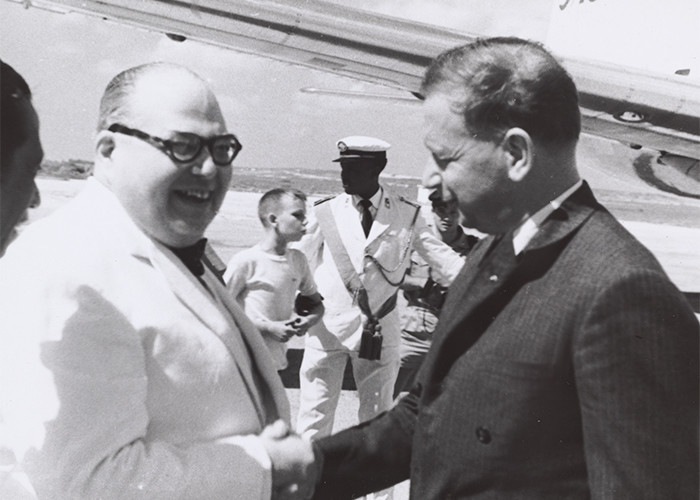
[
  {"xmin": 268, "ymin": 213, "xmax": 278, "ymax": 227},
  {"xmin": 374, "ymin": 160, "xmax": 387, "ymax": 177},
  {"xmin": 95, "ymin": 130, "xmax": 116, "ymax": 162},
  {"xmin": 501, "ymin": 128, "xmax": 532, "ymax": 182}
]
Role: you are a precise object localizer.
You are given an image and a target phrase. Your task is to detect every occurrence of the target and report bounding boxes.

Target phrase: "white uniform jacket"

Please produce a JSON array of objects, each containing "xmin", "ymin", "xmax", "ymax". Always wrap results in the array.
[
  {"xmin": 297, "ymin": 187, "xmax": 463, "ymax": 351},
  {"xmin": 0, "ymin": 178, "xmax": 290, "ymax": 500}
]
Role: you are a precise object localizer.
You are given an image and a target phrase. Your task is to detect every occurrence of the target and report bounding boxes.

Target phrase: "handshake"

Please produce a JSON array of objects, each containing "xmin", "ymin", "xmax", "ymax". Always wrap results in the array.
[{"xmin": 260, "ymin": 420, "xmax": 322, "ymax": 500}]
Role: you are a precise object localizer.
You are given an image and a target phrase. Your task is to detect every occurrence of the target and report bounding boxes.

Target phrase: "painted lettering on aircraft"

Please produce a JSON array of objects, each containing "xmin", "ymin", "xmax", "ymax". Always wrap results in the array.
[{"xmin": 560, "ymin": 0, "xmax": 597, "ymax": 11}]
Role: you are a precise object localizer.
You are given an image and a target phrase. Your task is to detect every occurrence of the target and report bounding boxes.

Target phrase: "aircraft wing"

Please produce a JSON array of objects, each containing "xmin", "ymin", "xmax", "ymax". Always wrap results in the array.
[{"xmin": 16, "ymin": 0, "xmax": 699, "ymax": 171}]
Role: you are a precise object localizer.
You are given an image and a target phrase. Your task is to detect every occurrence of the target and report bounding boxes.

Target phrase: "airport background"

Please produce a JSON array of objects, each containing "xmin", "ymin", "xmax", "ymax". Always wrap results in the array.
[{"xmin": 2, "ymin": 0, "xmax": 698, "ymax": 497}]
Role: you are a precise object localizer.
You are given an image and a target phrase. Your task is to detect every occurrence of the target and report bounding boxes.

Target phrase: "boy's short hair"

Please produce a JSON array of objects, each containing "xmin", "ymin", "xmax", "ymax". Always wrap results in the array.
[{"xmin": 258, "ymin": 188, "xmax": 307, "ymax": 227}]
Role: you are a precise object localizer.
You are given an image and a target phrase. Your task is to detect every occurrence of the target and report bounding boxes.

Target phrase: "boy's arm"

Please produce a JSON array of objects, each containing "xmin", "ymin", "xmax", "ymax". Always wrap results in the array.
[
  {"xmin": 305, "ymin": 292, "xmax": 324, "ymax": 325},
  {"xmin": 290, "ymin": 292, "xmax": 324, "ymax": 334},
  {"xmin": 288, "ymin": 248, "xmax": 324, "ymax": 334},
  {"xmin": 252, "ymin": 316, "xmax": 300, "ymax": 343}
]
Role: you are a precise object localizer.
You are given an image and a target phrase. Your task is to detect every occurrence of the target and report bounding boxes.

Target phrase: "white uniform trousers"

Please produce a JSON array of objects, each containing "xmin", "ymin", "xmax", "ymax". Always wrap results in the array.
[{"xmin": 296, "ymin": 344, "xmax": 400, "ymax": 440}]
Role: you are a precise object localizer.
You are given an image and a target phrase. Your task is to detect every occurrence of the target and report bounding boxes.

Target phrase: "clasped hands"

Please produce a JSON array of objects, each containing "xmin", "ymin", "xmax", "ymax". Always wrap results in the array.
[
  {"xmin": 260, "ymin": 420, "xmax": 321, "ymax": 500},
  {"xmin": 266, "ymin": 315, "xmax": 315, "ymax": 343}
]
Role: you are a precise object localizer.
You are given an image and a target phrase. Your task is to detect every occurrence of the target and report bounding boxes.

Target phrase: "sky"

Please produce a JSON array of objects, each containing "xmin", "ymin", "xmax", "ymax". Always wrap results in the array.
[
  {"xmin": 0, "ymin": 0, "xmax": 552, "ymax": 177},
  {"xmin": 0, "ymin": 0, "xmax": 697, "ymax": 179}
]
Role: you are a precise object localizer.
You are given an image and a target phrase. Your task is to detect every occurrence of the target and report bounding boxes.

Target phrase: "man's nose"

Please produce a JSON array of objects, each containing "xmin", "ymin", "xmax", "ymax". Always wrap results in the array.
[
  {"xmin": 422, "ymin": 157, "xmax": 441, "ymax": 189},
  {"xmin": 29, "ymin": 182, "xmax": 41, "ymax": 208},
  {"xmin": 190, "ymin": 151, "xmax": 218, "ymax": 178}
]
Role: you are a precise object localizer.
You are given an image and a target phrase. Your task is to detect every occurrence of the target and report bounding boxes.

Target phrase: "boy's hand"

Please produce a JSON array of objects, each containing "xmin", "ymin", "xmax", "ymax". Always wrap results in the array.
[
  {"xmin": 287, "ymin": 315, "xmax": 314, "ymax": 336},
  {"xmin": 267, "ymin": 321, "xmax": 300, "ymax": 342}
]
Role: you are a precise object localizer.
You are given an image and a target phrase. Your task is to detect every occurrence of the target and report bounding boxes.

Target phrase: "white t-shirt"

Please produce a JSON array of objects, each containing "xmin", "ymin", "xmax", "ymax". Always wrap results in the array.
[{"xmin": 224, "ymin": 245, "xmax": 318, "ymax": 369}]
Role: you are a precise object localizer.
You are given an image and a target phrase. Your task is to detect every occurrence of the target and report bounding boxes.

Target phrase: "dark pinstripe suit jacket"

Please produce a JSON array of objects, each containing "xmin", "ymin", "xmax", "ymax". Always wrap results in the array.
[{"xmin": 314, "ymin": 183, "xmax": 699, "ymax": 499}]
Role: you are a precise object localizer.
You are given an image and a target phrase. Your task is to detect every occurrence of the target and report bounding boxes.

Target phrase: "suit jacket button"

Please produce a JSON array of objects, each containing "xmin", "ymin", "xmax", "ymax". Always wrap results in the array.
[{"xmin": 476, "ymin": 426, "xmax": 491, "ymax": 444}]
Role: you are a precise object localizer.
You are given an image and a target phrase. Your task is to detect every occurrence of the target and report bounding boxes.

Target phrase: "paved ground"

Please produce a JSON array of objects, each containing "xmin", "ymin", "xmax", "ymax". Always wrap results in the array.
[{"xmin": 284, "ymin": 335, "xmax": 411, "ymax": 499}]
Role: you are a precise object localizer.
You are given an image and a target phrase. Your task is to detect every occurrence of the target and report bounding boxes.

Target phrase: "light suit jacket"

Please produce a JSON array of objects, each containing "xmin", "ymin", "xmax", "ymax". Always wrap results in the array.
[
  {"xmin": 313, "ymin": 183, "xmax": 699, "ymax": 499},
  {"xmin": 0, "ymin": 178, "xmax": 290, "ymax": 500},
  {"xmin": 297, "ymin": 186, "xmax": 463, "ymax": 350}
]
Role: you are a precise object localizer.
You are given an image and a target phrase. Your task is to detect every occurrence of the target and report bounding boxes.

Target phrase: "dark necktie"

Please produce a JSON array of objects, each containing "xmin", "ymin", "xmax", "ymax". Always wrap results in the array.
[
  {"xmin": 170, "ymin": 238, "xmax": 207, "ymax": 277},
  {"xmin": 359, "ymin": 199, "xmax": 373, "ymax": 237}
]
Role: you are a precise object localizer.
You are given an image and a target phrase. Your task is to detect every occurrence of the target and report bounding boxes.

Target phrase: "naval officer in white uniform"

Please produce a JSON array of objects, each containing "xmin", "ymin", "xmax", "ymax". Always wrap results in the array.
[{"xmin": 295, "ymin": 136, "xmax": 465, "ymax": 441}]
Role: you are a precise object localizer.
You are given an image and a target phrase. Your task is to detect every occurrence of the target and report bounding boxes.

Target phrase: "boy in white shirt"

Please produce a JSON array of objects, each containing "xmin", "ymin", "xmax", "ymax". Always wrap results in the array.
[{"xmin": 225, "ymin": 188, "xmax": 324, "ymax": 370}]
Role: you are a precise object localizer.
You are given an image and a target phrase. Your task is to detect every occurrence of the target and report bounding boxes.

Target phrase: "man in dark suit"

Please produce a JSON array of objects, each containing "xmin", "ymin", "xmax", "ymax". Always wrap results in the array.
[{"xmin": 311, "ymin": 37, "xmax": 699, "ymax": 499}]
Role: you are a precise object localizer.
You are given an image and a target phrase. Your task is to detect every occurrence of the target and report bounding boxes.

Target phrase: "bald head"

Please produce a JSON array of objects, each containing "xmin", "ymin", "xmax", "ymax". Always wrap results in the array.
[
  {"xmin": 93, "ymin": 63, "xmax": 233, "ymax": 247},
  {"xmin": 97, "ymin": 62, "xmax": 224, "ymax": 133}
]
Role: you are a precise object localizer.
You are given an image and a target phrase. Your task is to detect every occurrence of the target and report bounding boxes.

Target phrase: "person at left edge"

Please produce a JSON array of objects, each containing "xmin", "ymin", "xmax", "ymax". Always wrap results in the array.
[
  {"xmin": 0, "ymin": 59, "xmax": 44, "ymax": 500},
  {"xmin": 0, "ymin": 62, "xmax": 317, "ymax": 500},
  {"xmin": 295, "ymin": 136, "xmax": 465, "ymax": 441},
  {"xmin": 0, "ymin": 60, "xmax": 42, "ymax": 257}
]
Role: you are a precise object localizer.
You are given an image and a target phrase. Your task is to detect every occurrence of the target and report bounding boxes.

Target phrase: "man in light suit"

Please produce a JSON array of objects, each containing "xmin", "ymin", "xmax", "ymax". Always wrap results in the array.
[
  {"xmin": 0, "ymin": 62, "xmax": 317, "ymax": 500},
  {"xmin": 295, "ymin": 136, "xmax": 464, "ymax": 442},
  {"xmin": 310, "ymin": 38, "xmax": 699, "ymax": 499}
]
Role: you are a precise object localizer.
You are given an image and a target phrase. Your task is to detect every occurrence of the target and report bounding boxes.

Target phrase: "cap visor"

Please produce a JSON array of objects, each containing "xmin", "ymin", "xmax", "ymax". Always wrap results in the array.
[{"xmin": 332, "ymin": 155, "xmax": 366, "ymax": 162}]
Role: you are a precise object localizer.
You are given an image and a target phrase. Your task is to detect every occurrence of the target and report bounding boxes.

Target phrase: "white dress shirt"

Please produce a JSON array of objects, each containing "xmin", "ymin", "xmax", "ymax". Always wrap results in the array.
[
  {"xmin": 512, "ymin": 179, "xmax": 583, "ymax": 255},
  {"xmin": 352, "ymin": 187, "xmax": 383, "ymax": 221}
]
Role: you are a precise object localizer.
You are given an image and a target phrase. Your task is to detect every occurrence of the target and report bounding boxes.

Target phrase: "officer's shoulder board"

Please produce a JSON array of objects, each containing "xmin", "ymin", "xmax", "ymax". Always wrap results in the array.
[
  {"xmin": 398, "ymin": 196, "xmax": 421, "ymax": 209},
  {"xmin": 314, "ymin": 194, "xmax": 337, "ymax": 206}
]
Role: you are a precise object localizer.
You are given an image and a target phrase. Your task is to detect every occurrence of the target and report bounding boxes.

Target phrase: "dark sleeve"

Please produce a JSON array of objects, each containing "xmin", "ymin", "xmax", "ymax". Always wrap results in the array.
[
  {"xmin": 312, "ymin": 391, "xmax": 419, "ymax": 499},
  {"xmin": 574, "ymin": 269, "xmax": 699, "ymax": 498}
]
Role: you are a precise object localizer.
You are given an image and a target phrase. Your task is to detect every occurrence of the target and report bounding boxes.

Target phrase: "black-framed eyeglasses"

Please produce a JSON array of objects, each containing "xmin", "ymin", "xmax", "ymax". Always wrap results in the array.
[{"xmin": 108, "ymin": 123, "xmax": 242, "ymax": 167}]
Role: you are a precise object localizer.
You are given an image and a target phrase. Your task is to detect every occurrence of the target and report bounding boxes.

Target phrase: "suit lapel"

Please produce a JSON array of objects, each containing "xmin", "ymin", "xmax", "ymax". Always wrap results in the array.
[
  {"xmin": 526, "ymin": 181, "xmax": 600, "ymax": 252},
  {"xmin": 434, "ymin": 235, "xmax": 509, "ymax": 337},
  {"xmin": 104, "ymin": 182, "xmax": 247, "ymax": 355},
  {"xmin": 421, "ymin": 183, "xmax": 599, "ymax": 394},
  {"xmin": 148, "ymin": 240, "xmax": 234, "ymax": 336},
  {"xmin": 88, "ymin": 180, "xmax": 289, "ymax": 424},
  {"xmin": 148, "ymin": 242, "xmax": 270, "ymax": 423},
  {"xmin": 436, "ymin": 182, "xmax": 599, "ymax": 340},
  {"xmin": 204, "ymin": 272, "xmax": 292, "ymax": 424}
]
